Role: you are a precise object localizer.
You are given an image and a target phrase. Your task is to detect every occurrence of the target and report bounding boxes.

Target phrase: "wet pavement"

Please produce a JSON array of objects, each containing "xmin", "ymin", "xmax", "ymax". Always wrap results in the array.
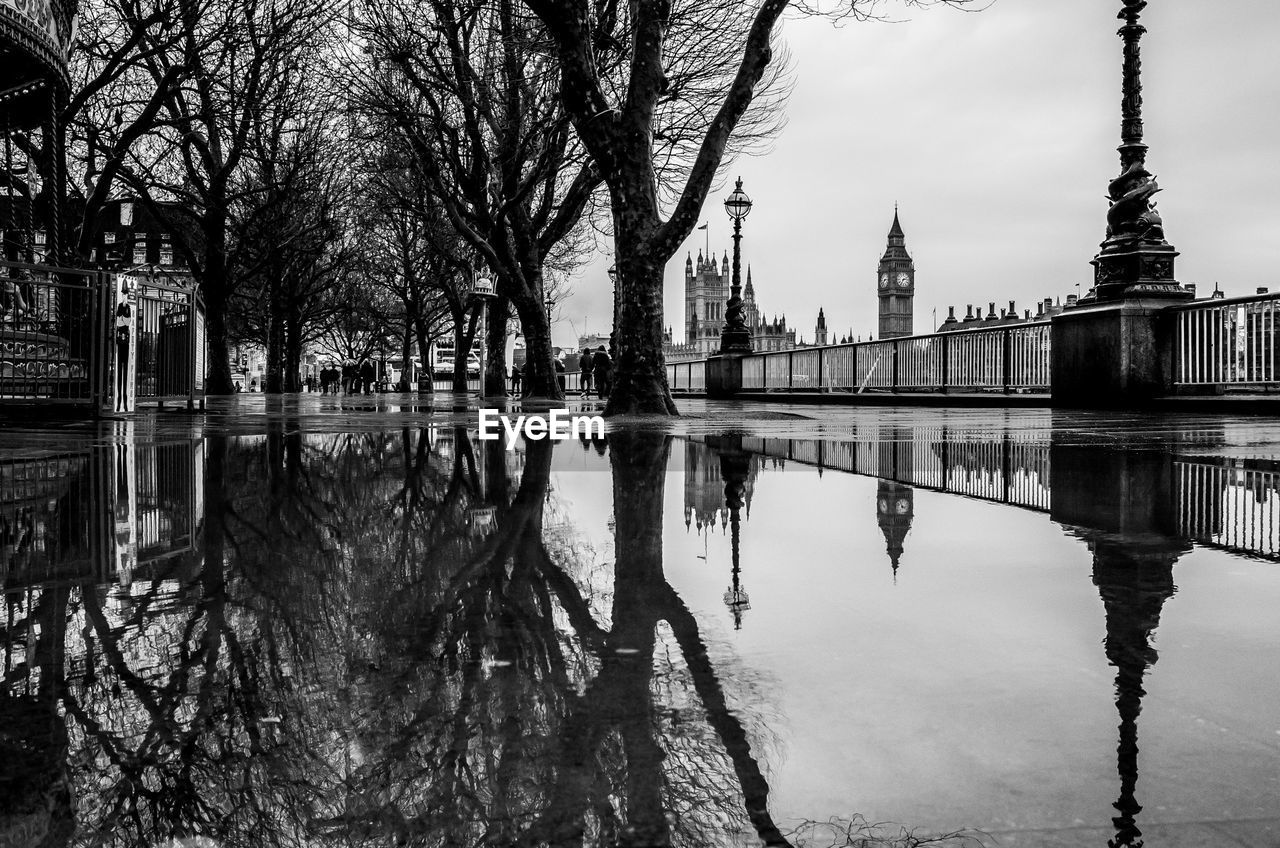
[{"xmin": 3, "ymin": 394, "xmax": 1280, "ymax": 847}]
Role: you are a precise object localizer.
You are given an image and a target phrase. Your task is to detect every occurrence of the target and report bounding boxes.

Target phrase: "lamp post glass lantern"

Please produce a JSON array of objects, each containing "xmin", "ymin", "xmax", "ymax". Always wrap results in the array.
[{"xmin": 720, "ymin": 178, "xmax": 753, "ymax": 353}]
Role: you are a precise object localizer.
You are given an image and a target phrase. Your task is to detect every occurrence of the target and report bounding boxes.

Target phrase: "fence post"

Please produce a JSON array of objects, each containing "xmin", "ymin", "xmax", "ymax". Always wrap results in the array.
[
  {"xmin": 788, "ymin": 351, "xmax": 794, "ymax": 390},
  {"xmin": 187, "ymin": 286, "xmax": 197, "ymax": 410},
  {"xmin": 1002, "ymin": 328, "xmax": 1013, "ymax": 393},
  {"xmin": 891, "ymin": 341, "xmax": 900, "ymax": 392},
  {"xmin": 940, "ymin": 333, "xmax": 950, "ymax": 394},
  {"xmin": 817, "ymin": 346, "xmax": 825, "ymax": 391}
]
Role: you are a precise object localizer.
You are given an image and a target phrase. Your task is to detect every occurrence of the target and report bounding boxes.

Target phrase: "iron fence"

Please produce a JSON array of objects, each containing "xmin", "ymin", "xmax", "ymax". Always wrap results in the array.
[
  {"xmin": 0, "ymin": 260, "xmax": 103, "ymax": 406},
  {"xmin": 671, "ymin": 322, "xmax": 1051, "ymax": 395},
  {"xmin": 1174, "ymin": 293, "xmax": 1280, "ymax": 389}
]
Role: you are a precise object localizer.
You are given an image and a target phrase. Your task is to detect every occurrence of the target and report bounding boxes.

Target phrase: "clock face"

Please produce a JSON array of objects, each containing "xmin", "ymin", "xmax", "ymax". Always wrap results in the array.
[
  {"xmin": 879, "ymin": 272, "xmax": 889, "ymax": 289},
  {"xmin": 896, "ymin": 272, "xmax": 910, "ymax": 288},
  {"xmin": 896, "ymin": 498, "xmax": 910, "ymax": 515}
]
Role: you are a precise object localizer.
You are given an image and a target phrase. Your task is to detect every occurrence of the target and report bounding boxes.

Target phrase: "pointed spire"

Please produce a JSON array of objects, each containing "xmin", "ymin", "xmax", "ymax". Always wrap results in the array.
[{"xmin": 888, "ymin": 204, "xmax": 905, "ymax": 240}]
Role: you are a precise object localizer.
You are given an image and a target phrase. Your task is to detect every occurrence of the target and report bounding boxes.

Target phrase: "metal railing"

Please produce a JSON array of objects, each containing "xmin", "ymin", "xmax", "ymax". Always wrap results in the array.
[
  {"xmin": 1, "ymin": 260, "xmax": 104, "ymax": 406},
  {"xmin": 1174, "ymin": 293, "xmax": 1280, "ymax": 389},
  {"xmin": 667, "ymin": 322, "xmax": 1052, "ymax": 395},
  {"xmin": 132, "ymin": 278, "xmax": 206, "ymax": 408},
  {"xmin": 667, "ymin": 359, "xmax": 708, "ymax": 393}
]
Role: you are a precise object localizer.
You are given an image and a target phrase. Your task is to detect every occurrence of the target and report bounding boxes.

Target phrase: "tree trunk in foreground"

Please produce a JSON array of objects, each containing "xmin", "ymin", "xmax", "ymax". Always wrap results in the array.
[{"xmin": 607, "ymin": 253, "xmax": 677, "ymax": 416}]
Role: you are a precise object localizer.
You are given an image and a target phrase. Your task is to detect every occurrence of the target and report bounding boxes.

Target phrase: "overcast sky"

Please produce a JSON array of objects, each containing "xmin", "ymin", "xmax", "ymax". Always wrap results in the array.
[{"xmin": 553, "ymin": 0, "xmax": 1280, "ymax": 347}]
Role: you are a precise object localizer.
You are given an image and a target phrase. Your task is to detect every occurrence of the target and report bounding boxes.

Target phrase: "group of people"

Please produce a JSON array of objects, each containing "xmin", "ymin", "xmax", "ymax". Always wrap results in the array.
[
  {"xmin": 318, "ymin": 359, "xmax": 380, "ymax": 394},
  {"xmin": 507, "ymin": 345, "xmax": 613, "ymax": 398},
  {"xmin": 579, "ymin": 345, "xmax": 612, "ymax": 398}
]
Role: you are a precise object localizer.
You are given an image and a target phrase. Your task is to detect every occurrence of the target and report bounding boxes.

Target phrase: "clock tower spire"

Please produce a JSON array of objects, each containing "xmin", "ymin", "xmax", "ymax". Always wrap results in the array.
[{"xmin": 877, "ymin": 206, "xmax": 915, "ymax": 339}]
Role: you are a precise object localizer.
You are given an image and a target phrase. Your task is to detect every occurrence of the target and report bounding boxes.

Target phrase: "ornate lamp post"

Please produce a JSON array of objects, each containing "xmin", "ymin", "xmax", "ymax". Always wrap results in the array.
[
  {"xmin": 472, "ymin": 275, "xmax": 495, "ymax": 395},
  {"xmin": 720, "ymin": 178, "xmax": 754, "ymax": 353},
  {"xmin": 607, "ymin": 264, "xmax": 618, "ymax": 359},
  {"xmin": 1090, "ymin": 1, "xmax": 1190, "ymax": 302}
]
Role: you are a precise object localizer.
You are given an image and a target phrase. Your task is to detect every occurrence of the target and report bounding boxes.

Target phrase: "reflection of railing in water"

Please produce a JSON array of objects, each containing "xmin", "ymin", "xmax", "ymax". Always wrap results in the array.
[
  {"xmin": 700, "ymin": 434, "xmax": 1280, "ymax": 565},
  {"xmin": 1, "ymin": 435, "xmax": 204, "ymax": 592},
  {"xmin": 705, "ymin": 432, "xmax": 1054, "ymax": 514},
  {"xmin": 1176, "ymin": 458, "xmax": 1280, "ymax": 560}
]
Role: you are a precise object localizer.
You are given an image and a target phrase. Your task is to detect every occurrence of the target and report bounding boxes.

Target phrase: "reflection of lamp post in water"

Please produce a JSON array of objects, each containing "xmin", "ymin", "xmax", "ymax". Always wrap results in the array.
[{"xmin": 719, "ymin": 443, "xmax": 752, "ymax": 629}]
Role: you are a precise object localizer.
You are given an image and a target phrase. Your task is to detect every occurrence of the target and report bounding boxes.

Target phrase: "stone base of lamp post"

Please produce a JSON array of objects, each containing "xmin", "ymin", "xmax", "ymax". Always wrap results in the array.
[
  {"xmin": 1051, "ymin": 297, "xmax": 1179, "ymax": 407},
  {"xmin": 1091, "ymin": 239, "xmax": 1192, "ymax": 303},
  {"xmin": 706, "ymin": 352, "xmax": 747, "ymax": 399},
  {"xmin": 718, "ymin": 325, "xmax": 753, "ymax": 355}
]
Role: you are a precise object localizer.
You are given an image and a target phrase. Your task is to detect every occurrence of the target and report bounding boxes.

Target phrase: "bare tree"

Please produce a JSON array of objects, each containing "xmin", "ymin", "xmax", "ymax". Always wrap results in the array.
[
  {"xmin": 521, "ymin": 0, "xmax": 973, "ymax": 414},
  {"xmin": 94, "ymin": 0, "xmax": 343, "ymax": 393},
  {"xmin": 353, "ymin": 0, "xmax": 602, "ymax": 398}
]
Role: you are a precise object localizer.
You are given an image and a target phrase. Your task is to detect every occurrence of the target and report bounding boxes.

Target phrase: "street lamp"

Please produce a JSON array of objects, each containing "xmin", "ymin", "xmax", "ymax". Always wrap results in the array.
[
  {"xmin": 720, "ymin": 177, "xmax": 753, "ymax": 353},
  {"xmin": 607, "ymin": 264, "xmax": 618, "ymax": 359},
  {"xmin": 1089, "ymin": 0, "xmax": 1189, "ymax": 303},
  {"xmin": 473, "ymin": 275, "xmax": 496, "ymax": 396}
]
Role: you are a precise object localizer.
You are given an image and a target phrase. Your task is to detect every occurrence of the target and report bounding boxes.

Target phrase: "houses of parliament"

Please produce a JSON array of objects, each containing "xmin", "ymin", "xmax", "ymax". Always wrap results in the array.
[{"xmin": 663, "ymin": 210, "xmax": 919, "ymax": 363}]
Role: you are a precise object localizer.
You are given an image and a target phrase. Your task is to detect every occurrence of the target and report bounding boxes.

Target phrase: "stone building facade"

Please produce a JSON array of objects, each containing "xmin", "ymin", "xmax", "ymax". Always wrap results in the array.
[{"xmin": 664, "ymin": 251, "xmax": 796, "ymax": 362}]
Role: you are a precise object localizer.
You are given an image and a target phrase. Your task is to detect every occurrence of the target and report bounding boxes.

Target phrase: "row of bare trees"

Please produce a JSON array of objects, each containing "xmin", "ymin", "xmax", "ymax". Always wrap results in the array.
[{"xmin": 46, "ymin": 0, "xmax": 972, "ymax": 407}]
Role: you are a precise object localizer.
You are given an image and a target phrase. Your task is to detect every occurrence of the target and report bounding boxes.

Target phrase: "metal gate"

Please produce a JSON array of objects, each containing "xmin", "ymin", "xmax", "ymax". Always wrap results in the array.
[{"xmin": 130, "ymin": 275, "xmax": 206, "ymax": 409}]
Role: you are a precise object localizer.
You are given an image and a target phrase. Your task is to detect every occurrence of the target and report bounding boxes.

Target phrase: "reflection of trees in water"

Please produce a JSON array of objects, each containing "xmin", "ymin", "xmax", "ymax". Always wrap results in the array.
[{"xmin": 3, "ymin": 426, "xmax": 977, "ymax": 847}]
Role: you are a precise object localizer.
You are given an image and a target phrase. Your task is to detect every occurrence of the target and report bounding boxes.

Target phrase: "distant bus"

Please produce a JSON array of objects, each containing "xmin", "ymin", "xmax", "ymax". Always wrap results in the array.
[{"xmin": 431, "ymin": 340, "xmax": 481, "ymax": 377}]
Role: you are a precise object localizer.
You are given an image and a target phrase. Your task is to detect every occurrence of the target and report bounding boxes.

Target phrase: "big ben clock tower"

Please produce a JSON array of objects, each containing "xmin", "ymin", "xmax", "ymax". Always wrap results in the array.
[{"xmin": 877, "ymin": 207, "xmax": 915, "ymax": 339}]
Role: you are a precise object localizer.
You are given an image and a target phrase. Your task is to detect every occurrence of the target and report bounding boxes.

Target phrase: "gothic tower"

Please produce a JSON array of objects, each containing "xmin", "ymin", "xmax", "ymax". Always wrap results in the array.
[
  {"xmin": 815, "ymin": 307, "xmax": 828, "ymax": 346},
  {"xmin": 877, "ymin": 208, "xmax": 915, "ymax": 339}
]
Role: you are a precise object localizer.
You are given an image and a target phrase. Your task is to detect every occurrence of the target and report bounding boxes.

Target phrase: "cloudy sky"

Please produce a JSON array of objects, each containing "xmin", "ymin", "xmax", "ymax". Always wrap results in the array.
[{"xmin": 554, "ymin": 0, "xmax": 1280, "ymax": 348}]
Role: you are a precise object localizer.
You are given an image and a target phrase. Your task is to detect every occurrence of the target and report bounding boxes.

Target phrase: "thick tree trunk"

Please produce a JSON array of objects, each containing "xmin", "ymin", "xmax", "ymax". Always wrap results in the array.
[
  {"xmin": 512, "ymin": 289, "xmax": 560, "ymax": 400},
  {"xmin": 414, "ymin": 314, "xmax": 432, "ymax": 393},
  {"xmin": 204, "ymin": 288, "xmax": 234, "ymax": 395},
  {"xmin": 484, "ymin": 296, "xmax": 509, "ymax": 398},
  {"xmin": 284, "ymin": 313, "xmax": 302, "ymax": 393},
  {"xmin": 607, "ymin": 251, "xmax": 677, "ymax": 415},
  {"xmin": 401, "ymin": 314, "xmax": 413, "ymax": 390},
  {"xmin": 202, "ymin": 223, "xmax": 236, "ymax": 394},
  {"xmin": 266, "ymin": 282, "xmax": 284, "ymax": 393}
]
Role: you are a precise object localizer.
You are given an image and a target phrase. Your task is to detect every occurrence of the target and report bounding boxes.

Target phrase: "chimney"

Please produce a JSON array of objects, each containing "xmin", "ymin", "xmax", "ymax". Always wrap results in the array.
[
  {"xmin": 1183, "ymin": 283, "xmax": 1197, "ymax": 297},
  {"xmin": 965, "ymin": 304, "xmax": 975, "ymax": 320},
  {"xmin": 1066, "ymin": 293, "xmax": 1079, "ymax": 306},
  {"xmin": 1008, "ymin": 300, "xmax": 1016, "ymax": 317},
  {"xmin": 986, "ymin": 302, "xmax": 998, "ymax": 320},
  {"xmin": 1025, "ymin": 309, "xmax": 1032, "ymax": 320},
  {"xmin": 1258, "ymin": 287, "xmax": 1270, "ymax": 295}
]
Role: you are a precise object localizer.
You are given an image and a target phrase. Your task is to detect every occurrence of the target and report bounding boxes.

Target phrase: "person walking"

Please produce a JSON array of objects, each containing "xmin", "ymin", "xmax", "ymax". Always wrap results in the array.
[
  {"xmin": 510, "ymin": 364, "xmax": 522, "ymax": 395},
  {"xmin": 579, "ymin": 348, "xmax": 595, "ymax": 397},
  {"xmin": 359, "ymin": 358, "xmax": 376, "ymax": 394},
  {"xmin": 554, "ymin": 357, "xmax": 566, "ymax": 394},
  {"xmin": 592, "ymin": 345, "xmax": 612, "ymax": 399}
]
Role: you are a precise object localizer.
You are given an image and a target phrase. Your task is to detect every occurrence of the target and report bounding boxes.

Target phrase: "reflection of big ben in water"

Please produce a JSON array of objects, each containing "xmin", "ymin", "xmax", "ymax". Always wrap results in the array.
[{"xmin": 876, "ymin": 480, "xmax": 914, "ymax": 578}]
